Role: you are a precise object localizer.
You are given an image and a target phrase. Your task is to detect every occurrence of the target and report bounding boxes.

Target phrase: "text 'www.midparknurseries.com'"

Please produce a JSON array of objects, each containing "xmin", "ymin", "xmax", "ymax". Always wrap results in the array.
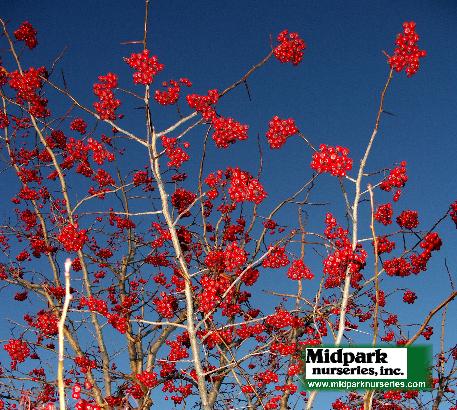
[{"xmin": 301, "ymin": 346, "xmax": 431, "ymax": 391}]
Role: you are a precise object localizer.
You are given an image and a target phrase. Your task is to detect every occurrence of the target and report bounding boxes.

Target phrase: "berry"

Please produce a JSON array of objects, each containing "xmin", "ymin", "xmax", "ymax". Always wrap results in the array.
[
  {"xmin": 262, "ymin": 246, "xmax": 289, "ymax": 268},
  {"xmin": 388, "ymin": 22, "xmax": 426, "ymax": 77},
  {"xmin": 4, "ymin": 339, "xmax": 30, "ymax": 364},
  {"xmin": 311, "ymin": 144, "xmax": 353, "ymax": 177},
  {"xmin": 274, "ymin": 30, "xmax": 306, "ymax": 65},
  {"xmin": 374, "ymin": 203, "xmax": 393, "ymax": 226},
  {"xmin": 266, "ymin": 116, "xmax": 298, "ymax": 149},
  {"xmin": 57, "ymin": 223, "xmax": 88, "ymax": 252},
  {"xmin": 403, "ymin": 290, "xmax": 417, "ymax": 304},
  {"xmin": 396, "ymin": 210, "xmax": 419, "ymax": 229},
  {"xmin": 93, "ymin": 73, "xmax": 120, "ymax": 120},
  {"xmin": 70, "ymin": 118, "xmax": 87, "ymax": 134},
  {"xmin": 125, "ymin": 49, "xmax": 164, "ymax": 85},
  {"xmin": 211, "ymin": 116, "xmax": 248, "ymax": 148},
  {"xmin": 14, "ymin": 22, "xmax": 38, "ymax": 49},
  {"xmin": 287, "ymin": 260, "xmax": 313, "ymax": 280}
]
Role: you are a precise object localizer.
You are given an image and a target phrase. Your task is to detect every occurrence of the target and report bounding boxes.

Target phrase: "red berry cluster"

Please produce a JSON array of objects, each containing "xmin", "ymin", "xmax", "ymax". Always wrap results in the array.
[
  {"xmin": 14, "ymin": 21, "xmax": 38, "ymax": 49},
  {"xmin": 72, "ymin": 383, "xmax": 81, "ymax": 400},
  {"xmin": 274, "ymin": 30, "xmax": 306, "ymax": 66},
  {"xmin": 70, "ymin": 118, "xmax": 87, "ymax": 134},
  {"xmin": 32, "ymin": 310, "xmax": 58, "ymax": 336},
  {"xmin": 271, "ymin": 342, "xmax": 296, "ymax": 355},
  {"xmin": 74, "ymin": 356, "xmax": 96, "ymax": 373},
  {"xmin": 0, "ymin": 112, "xmax": 9, "ymax": 129},
  {"xmin": 125, "ymin": 49, "xmax": 164, "ymax": 85},
  {"xmin": 4, "ymin": 339, "xmax": 30, "ymax": 367},
  {"xmin": 228, "ymin": 167, "xmax": 267, "ymax": 204},
  {"xmin": 450, "ymin": 200, "xmax": 457, "ymax": 227},
  {"xmin": 388, "ymin": 22, "xmax": 426, "ymax": 77},
  {"xmin": 93, "ymin": 73, "xmax": 120, "ymax": 120},
  {"xmin": 265, "ymin": 309, "xmax": 303, "ymax": 329},
  {"xmin": 133, "ymin": 170, "xmax": 153, "ymax": 189},
  {"xmin": 403, "ymin": 290, "xmax": 417, "ymax": 304},
  {"xmin": 396, "ymin": 210, "xmax": 419, "ymax": 229},
  {"xmin": 186, "ymin": 89, "xmax": 219, "ymax": 121},
  {"xmin": 107, "ymin": 313, "xmax": 129, "ymax": 334},
  {"xmin": 262, "ymin": 246, "xmax": 290, "ymax": 268},
  {"xmin": 224, "ymin": 242, "xmax": 247, "ymax": 272},
  {"xmin": 171, "ymin": 188, "xmax": 197, "ymax": 216},
  {"xmin": 421, "ymin": 326, "xmax": 433, "ymax": 340},
  {"xmin": 420, "ymin": 232, "xmax": 442, "ymax": 252},
  {"xmin": 153, "ymin": 292, "xmax": 177, "ymax": 318},
  {"xmin": 161, "ymin": 136, "xmax": 190, "ymax": 168},
  {"xmin": 311, "ymin": 144, "xmax": 353, "ymax": 177},
  {"xmin": 287, "ymin": 259, "xmax": 313, "ymax": 280},
  {"xmin": 374, "ymin": 203, "xmax": 393, "ymax": 225},
  {"xmin": 373, "ymin": 236, "xmax": 395, "ymax": 255},
  {"xmin": 9, "ymin": 67, "xmax": 49, "ymax": 118},
  {"xmin": 238, "ymin": 268, "xmax": 260, "ymax": 286},
  {"xmin": 257, "ymin": 370, "xmax": 279, "ymax": 385},
  {"xmin": 322, "ymin": 214, "xmax": 367, "ymax": 288},
  {"xmin": 212, "ymin": 116, "xmax": 249, "ymax": 148},
  {"xmin": 57, "ymin": 223, "xmax": 88, "ymax": 252},
  {"xmin": 383, "ymin": 257, "xmax": 412, "ymax": 277},
  {"xmin": 380, "ymin": 162, "xmax": 408, "ymax": 201},
  {"xmin": 154, "ymin": 78, "xmax": 192, "ymax": 105},
  {"xmin": 136, "ymin": 370, "xmax": 158, "ymax": 388},
  {"xmin": 197, "ymin": 274, "xmax": 229, "ymax": 313},
  {"xmin": 384, "ymin": 314, "xmax": 398, "ymax": 327},
  {"xmin": 266, "ymin": 116, "xmax": 298, "ymax": 149}
]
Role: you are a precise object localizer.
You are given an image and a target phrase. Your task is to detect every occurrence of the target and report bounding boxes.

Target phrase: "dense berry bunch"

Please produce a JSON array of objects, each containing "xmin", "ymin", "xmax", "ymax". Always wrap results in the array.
[
  {"xmin": 450, "ymin": 200, "xmax": 457, "ymax": 227},
  {"xmin": 380, "ymin": 162, "xmax": 408, "ymax": 201},
  {"xmin": 311, "ymin": 144, "xmax": 353, "ymax": 177},
  {"xmin": 421, "ymin": 326, "xmax": 433, "ymax": 340},
  {"xmin": 396, "ymin": 210, "xmax": 419, "ymax": 229},
  {"xmin": 388, "ymin": 22, "xmax": 426, "ymax": 77},
  {"xmin": 224, "ymin": 242, "xmax": 247, "ymax": 272},
  {"xmin": 374, "ymin": 203, "xmax": 393, "ymax": 225},
  {"xmin": 9, "ymin": 67, "xmax": 49, "ymax": 117},
  {"xmin": 262, "ymin": 246, "xmax": 290, "ymax": 268},
  {"xmin": 266, "ymin": 116, "xmax": 298, "ymax": 149},
  {"xmin": 57, "ymin": 223, "xmax": 88, "ymax": 252},
  {"xmin": 93, "ymin": 73, "xmax": 120, "ymax": 120},
  {"xmin": 161, "ymin": 136, "xmax": 190, "ymax": 168},
  {"xmin": 265, "ymin": 309, "xmax": 303, "ymax": 329},
  {"xmin": 322, "ymin": 215, "xmax": 367, "ymax": 288},
  {"xmin": 373, "ymin": 236, "xmax": 395, "ymax": 254},
  {"xmin": 0, "ymin": 112, "xmax": 9, "ymax": 129},
  {"xmin": 74, "ymin": 356, "xmax": 96, "ymax": 373},
  {"xmin": 136, "ymin": 370, "xmax": 158, "ymax": 388},
  {"xmin": 384, "ymin": 257, "xmax": 412, "ymax": 277},
  {"xmin": 4, "ymin": 339, "xmax": 30, "ymax": 364},
  {"xmin": 403, "ymin": 290, "xmax": 417, "ymax": 304},
  {"xmin": 125, "ymin": 49, "xmax": 164, "ymax": 85},
  {"xmin": 87, "ymin": 138, "xmax": 115, "ymax": 165},
  {"xmin": 14, "ymin": 21, "xmax": 38, "ymax": 49},
  {"xmin": 70, "ymin": 118, "xmax": 87, "ymax": 134},
  {"xmin": 228, "ymin": 168, "xmax": 267, "ymax": 204},
  {"xmin": 420, "ymin": 232, "xmax": 442, "ymax": 252},
  {"xmin": 171, "ymin": 188, "xmax": 197, "ymax": 216},
  {"xmin": 154, "ymin": 78, "xmax": 192, "ymax": 105},
  {"xmin": 186, "ymin": 89, "xmax": 219, "ymax": 121},
  {"xmin": 287, "ymin": 259, "xmax": 313, "ymax": 280},
  {"xmin": 212, "ymin": 116, "xmax": 248, "ymax": 148},
  {"xmin": 33, "ymin": 310, "xmax": 58, "ymax": 336},
  {"xmin": 153, "ymin": 292, "xmax": 177, "ymax": 318},
  {"xmin": 274, "ymin": 30, "xmax": 306, "ymax": 65}
]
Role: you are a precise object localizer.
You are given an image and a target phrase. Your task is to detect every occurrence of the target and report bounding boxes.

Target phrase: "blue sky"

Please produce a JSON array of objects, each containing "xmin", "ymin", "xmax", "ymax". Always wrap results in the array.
[{"xmin": 2, "ymin": 0, "xmax": 457, "ymax": 408}]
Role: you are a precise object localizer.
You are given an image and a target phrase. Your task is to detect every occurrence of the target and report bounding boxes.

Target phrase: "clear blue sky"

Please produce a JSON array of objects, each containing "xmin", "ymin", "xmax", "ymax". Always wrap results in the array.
[{"xmin": 2, "ymin": 0, "xmax": 457, "ymax": 407}]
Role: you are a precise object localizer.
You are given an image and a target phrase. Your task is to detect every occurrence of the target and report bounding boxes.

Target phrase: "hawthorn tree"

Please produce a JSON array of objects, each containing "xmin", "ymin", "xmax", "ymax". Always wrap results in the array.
[{"xmin": 0, "ymin": 4, "xmax": 456, "ymax": 410}]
